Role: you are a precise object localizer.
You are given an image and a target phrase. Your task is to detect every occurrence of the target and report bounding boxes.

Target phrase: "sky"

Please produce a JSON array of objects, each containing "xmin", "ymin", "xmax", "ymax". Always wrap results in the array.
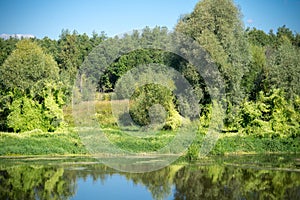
[{"xmin": 1, "ymin": 0, "xmax": 300, "ymax": 39}]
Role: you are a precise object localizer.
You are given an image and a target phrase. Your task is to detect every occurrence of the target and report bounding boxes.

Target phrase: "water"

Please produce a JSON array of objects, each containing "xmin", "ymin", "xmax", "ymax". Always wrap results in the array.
[{"xmin": 0, "ymin": 154, "xmax": 299, "ymax": 200}]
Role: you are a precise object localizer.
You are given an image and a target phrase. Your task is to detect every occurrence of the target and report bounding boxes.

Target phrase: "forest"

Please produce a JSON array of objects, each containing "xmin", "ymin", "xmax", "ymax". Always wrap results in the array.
[{"xmin": 0, "ymin": 0, "xmax": 299, "ymax": 157}]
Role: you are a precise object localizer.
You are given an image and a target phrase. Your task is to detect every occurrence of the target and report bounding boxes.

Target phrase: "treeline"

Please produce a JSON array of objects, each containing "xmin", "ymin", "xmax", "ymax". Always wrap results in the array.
[{"xmin": 0, "ymin": 0, "xmax": 299, "ymax": 138}]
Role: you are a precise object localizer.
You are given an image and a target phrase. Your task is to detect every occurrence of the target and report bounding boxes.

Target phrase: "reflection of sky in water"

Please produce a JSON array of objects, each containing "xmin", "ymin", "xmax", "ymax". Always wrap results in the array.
[{"xmin": 71, "ymin": 174, "xmax": 174, "ymax": 200}]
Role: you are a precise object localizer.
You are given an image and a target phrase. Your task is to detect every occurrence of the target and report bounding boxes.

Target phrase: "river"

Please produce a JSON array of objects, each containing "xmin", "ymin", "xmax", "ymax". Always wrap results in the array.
[{"xmin": 0, "ymin": 154, "xmax": 299, "ymax": 199}]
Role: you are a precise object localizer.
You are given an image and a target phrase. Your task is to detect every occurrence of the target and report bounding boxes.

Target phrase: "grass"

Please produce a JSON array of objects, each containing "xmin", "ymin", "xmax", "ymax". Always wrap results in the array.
[
  {"xmin": 1, "ymin": 128, "xmax": 299, "ymax": 157},
  {"xmin": 211, "ymin": 133, "xmax": 300, "ymax": 155},
  {"xmin": 0, "ymin": 129, "xmax": 88, "ymax": 156},
  {"xmin": 103, "ymin": 127, "xmax": 177, "ymax": 153}
]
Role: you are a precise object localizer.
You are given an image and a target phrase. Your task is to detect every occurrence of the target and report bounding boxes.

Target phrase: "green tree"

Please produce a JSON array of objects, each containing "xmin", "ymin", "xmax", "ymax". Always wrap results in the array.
[
  {"xmin": 266, "ymin": 36, "xmax": 300, "ymax": 100},
  {"xmin": 0, "ymin": 37, "xmax": 19, "ymax": 66},
  {"xmin": 0, "ymin": 40, "xmax": 64, "ymax": 132},
  {"xmin": 0, "ymin": 40, "xmax": 59, "ymax": 96},
  {"xmin": 57, "ymin": 31, "xmax": 81, "ymax": 89},
  {"xmin": 38, "ymin": 36, "xmax": 59, "ymax": 60},
  {"xmin": 176, "ymin": 0, "xmax": 251, "ymax": 127},
  {"xmin": 277, "ymin": 25, "xmax": 294, "ymax": 43},
  {"xmin": 243, "ymin": 44, "xmax": 267, "ymax": 100},
  {"xmin": 246, "ymin": 27, "xmax": 272, "ymax": 47}
]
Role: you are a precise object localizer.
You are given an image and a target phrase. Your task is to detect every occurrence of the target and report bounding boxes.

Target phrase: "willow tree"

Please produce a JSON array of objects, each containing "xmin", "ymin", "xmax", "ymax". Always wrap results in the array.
[
  {"xmin": 176, "ymin": 0, "xmax": 250, "ymax": 127},
  {"xmin": 0, "ymin": 40, "xmax": 64, "ymax": 132}
]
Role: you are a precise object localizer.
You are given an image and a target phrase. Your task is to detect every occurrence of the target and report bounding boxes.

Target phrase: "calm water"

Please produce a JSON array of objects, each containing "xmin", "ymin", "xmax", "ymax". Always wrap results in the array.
[{"xmin": 0, "ymin": 154, "xmax": 300, "ymax": 200}]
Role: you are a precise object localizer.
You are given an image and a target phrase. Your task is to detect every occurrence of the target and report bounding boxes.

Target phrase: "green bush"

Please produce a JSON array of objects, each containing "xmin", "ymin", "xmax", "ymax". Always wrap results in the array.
[
  {"xmin": 129, "ymin": 84, "xmax": 182, "ymax": 130},
  {"xmin": 94, "ymin": 100, "xmax": 117, "ymax": 128},
  {"xmin": 238, "ymin": 89, "xmax": 300, "ymax": 138}
]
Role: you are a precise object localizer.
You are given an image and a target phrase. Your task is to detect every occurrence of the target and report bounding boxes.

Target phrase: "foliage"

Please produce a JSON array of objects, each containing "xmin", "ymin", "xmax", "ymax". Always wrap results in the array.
[
  {"xmin": 0, "ymin": 40, "xmax": 64, "ymax": 132},
  {"xmin": 94, "ymin": 100, "xmax": 117, "ymax": 128},
  {"xmin": 7, "ymin": 97, "xmax": 44, "ymax": 132},
  {"xmin": 0, "ymin": 37, "xmax": 18, "ymax": 66},
  {"xmin": 266, "ymin": 36, "xmax": 300, "ymax": 100},
  {"xmin": 242, "ymin": 44, "xmax": 267, "ymax": 100},
  {"xmin": 176, "ymin": 0, "xmax": 251, "ymax": 127},
  {"xmin": 238, "ymin": 89, "xmax": 300, "ymax": 138}
]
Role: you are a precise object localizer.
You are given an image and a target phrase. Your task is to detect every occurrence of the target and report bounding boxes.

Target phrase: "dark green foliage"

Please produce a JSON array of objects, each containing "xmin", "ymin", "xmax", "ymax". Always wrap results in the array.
[
  {"xmin": 266, "ymin": 36, "xmax": 300, "ymax": 100},
  {"xmin": 0, "ymin": 37, "xmax": 19, "ymax": 66},
  {"xmin": 242, "ymin": 44, "xmax": 266, "ymax": 100},
  {"xmin": 246, "ymin": 27, "xmax": 274, "ymax": 47},
  {"xmin": 128, "ymin": 83, "xmax": 182, "ymax": 130}
]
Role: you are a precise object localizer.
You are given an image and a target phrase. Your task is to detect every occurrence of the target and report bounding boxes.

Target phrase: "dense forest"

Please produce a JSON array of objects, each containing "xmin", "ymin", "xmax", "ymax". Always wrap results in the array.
[{"xmin": 0, "ymin": 0, "xmax": 299, "ymax": 142}]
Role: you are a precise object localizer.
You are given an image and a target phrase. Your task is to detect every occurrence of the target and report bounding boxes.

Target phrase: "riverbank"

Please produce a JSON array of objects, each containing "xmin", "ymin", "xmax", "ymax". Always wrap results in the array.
[
  {"xmin": 0, "ymin": 130, "xmax": 88, "ymax": 155},
  {"xmin": 0, "ymin": 129, "xmax": 299, "ymax": 157}
]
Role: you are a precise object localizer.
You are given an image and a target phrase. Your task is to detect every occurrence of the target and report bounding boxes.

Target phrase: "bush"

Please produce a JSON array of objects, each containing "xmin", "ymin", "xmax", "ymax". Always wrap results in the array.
[
  {"xmin": 238, "ymin": 89, "xmax": 300, "ymax": 138},
  {"xmin": 94, "ymin": 101, "xmax": 117, "ymax": 128},
  {"xmin": 129, "ymin": 84, "xmax": 182, "ymax": 130}
]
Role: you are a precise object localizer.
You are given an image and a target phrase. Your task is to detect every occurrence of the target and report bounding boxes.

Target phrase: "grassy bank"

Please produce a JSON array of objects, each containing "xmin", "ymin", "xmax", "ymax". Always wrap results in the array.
[
  {"xmin": 0, "ymin": 129, "xmax": 299, "ymax": 156},
  {"xmin": 0, "ymin": 130, "xmax": 88, "ymax": 155},
  {"xmin": 211, "ymin": 133, "xmax": 300, "ymax": 155}
]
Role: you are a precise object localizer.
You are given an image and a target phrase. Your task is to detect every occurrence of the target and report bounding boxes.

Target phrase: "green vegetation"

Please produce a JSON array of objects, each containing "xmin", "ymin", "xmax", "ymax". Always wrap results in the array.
[
  {"xmin": 0, "ymin": 0, "xmax": 299, "ymax": 158},
  {"xmin": 0, "ymin": 130, "xmax": 87, "ymax": 155}
]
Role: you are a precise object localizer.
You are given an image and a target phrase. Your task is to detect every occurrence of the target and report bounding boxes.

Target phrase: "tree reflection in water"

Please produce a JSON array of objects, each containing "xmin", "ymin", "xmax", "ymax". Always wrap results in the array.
[{"xmin": 0, "ymin": 155, "xmax": 299, "ymax": 200}]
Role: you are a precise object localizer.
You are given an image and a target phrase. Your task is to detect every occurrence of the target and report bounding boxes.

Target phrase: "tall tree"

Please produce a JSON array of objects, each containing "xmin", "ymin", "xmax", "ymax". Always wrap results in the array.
[
  {"xmin": 266, "ymin": 36, "xmax": 300, "ymax": 100},
  {"xmin": 176, "ymin": 0, "xmax": 250, "ymax": 126}
]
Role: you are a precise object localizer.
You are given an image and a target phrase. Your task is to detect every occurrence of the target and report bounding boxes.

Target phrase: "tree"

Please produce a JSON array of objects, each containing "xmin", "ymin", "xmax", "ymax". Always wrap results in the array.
[
  {"xmin": 0, "ymin": 37, "xmax": 19, "ymax": 66},
  {"xmin": 176, "ymin": 0, "xmax": 251, "ymax": 127},
  {"xmin": 57, "ymin": 31, "xmax": 81, "ymax": 89},
  {"xmin": 238, "ymin": 89, "xmax": 299, "ymax": 138},
  {"xmin": 266, "ymin": 36, "xmax": 300, "ymax": 100},
  {"xmin": 242, "ymin": 44, "xmax": 267, "ymax": 100},
  {"xmin": 0, "ymin": 40, "xmax": 64, "ymax": 132},
  {"xmin": 0, "ymin": 40, "xmax": 59, "ymax": 96},
  {"xmin": 277, "ymin": 25, "xmax": 294, "ymax": 43},
  {"xmin": 246, "ymin": 28, "xmax": 272, "ymax": 47}
]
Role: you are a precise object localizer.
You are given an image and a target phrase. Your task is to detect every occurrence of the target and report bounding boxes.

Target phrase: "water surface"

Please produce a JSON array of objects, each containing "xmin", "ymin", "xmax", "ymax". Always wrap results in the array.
[{"xmin": 0, "ymin": 154, "xmax": 299, "ymax": 200}]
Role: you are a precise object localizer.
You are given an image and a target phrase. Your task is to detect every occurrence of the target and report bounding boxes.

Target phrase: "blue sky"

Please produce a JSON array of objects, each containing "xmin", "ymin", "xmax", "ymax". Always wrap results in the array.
[{"xmin": 1, "ymin": 0, "xmax": 299, "ymax": 39}]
